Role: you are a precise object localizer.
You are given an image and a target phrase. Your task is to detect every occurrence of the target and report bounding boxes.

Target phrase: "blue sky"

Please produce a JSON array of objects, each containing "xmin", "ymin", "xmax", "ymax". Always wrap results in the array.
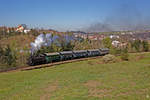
[{"xmin": 0, "ymin": 0, "xmax": 150, "ymax": 31}]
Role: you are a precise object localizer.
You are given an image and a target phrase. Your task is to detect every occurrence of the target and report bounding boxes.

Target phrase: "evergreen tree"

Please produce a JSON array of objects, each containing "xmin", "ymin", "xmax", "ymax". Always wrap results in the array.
[
  {"xmin": 102, "ymin": 37, "xmax": 112, "ymax": 48},
  {"xmin": 131, "ymin": 40, "xmax": 141, "ymax": 52},
  {"xmin": 3, "ymin": 45, "xmax": 17, "ymax": 67},
  {"xmin": 121, "ymin": 47, "xmax": 129, "ymax": 61},
  {"xmin": 0, "ymin": 45, "xmax": 4, "ymax": 63},
  {"xmin": 142, "ymin": 40, "xmax": 149, "ymax": 52}
]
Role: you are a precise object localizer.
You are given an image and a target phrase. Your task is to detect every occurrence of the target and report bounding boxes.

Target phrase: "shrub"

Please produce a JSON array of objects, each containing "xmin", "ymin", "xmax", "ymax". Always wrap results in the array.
[
  {"xmin": 102, "ymin": 54, "xmax": 116, "ymax": 63},
  {"xmin": 102, "ymin": 37, "xmax": 112, "ymax": 48},
  {"xmin": 0, "ymin": 45, "xmax": 3, "ymax": 57},
  {"xmin": 120, "ymin": 48, "xmax": 129, "ymax": 61},
  {"xmin": 110, "ymin": 47, "xmax": 121, "ymax": 55},
  {"xmin": 3, "ymin": 45, "xmax": 17, "ymax": 67},
  {"xmin": 142, "ymin": 41, "xmax": 149, "ymax": 52},
  {"xmin": 0, "ymin": 45, "xmax": 4, "ymax": 64},
  {"xmin": 131, "ymin": 40, "xmax": 142, "ymax": 52}
]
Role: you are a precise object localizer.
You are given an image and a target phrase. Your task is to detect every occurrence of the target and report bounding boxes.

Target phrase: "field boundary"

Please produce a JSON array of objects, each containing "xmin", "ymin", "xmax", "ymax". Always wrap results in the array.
[
  {"xmin": 0, "ymin": 56, "xmax": 103, "ymax": 73},
  {"xmin": 1, "ymin": 52, "xmax": 150, "ymax": 73},
  {"xmin": 20, "ymin": 56, "xmax": 103, "ymax": 71},
  {"xmin": 20, "ymin": 52, "xmax": 150, "ymax": 71}
]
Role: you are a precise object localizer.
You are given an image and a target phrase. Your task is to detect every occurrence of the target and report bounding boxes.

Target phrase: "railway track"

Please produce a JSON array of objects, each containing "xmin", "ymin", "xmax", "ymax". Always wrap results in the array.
[
  {"xmin": 0, "ymin": 56, "xmax": 103, "ymax": 73},
  {"xmin": 2, "ymin": 51, "xmax": 148, "ymax": 73},
  {"xmin": 19, "ymin": 56, "xmax": 103, "ymax": 71}
]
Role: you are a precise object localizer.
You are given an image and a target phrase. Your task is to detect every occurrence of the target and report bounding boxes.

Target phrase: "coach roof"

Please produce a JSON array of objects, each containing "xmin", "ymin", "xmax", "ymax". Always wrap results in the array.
[
  {"xmin": 60, "ymin": 51, "xmax": 73, "ymax": 54},
  {"xmin": 44, "ymin": 52, "xmax": 60, "ymax": 56}
]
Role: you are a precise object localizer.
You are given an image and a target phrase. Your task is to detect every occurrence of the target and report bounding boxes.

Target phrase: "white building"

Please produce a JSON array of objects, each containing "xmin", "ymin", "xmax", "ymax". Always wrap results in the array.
[
  {"xmin": 110, "ymin": 35, "xmax": 119, "ymax": 39},
  {"xmin": 24, "ymin": 29, "xmax": 31, "ymax": 34},
  {"xmin": 112, "ymin": 40, "xmax": 120, "ymax": 47},
  {"xmin": 16, "ymin": 24, "xmax": 30, "ymax": 33}
]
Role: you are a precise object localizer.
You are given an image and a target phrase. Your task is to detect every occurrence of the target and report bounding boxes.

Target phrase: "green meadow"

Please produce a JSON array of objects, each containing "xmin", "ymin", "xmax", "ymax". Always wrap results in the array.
[{"xmin": 0, "ymin": 53, "xmax": 150, "ymax": 100}]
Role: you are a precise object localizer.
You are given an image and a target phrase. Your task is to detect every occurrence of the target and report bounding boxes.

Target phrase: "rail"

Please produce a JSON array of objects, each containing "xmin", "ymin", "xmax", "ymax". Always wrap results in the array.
[{"xmin": 20, "ymin": 56, "xmax": 103, "ymax": 71}]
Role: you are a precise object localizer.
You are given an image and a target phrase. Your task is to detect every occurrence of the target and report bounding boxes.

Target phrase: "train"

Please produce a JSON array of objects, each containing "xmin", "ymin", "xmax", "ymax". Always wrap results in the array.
[{"xmin": 27, "ymin": 48, "xmax": 109, "ymax": 66}]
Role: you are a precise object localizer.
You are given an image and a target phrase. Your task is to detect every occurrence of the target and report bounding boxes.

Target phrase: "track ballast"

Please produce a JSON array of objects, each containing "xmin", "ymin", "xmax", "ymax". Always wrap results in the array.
[{"xmin": 21, "ymin": 56, "xmax": 103, "ymax": 71}]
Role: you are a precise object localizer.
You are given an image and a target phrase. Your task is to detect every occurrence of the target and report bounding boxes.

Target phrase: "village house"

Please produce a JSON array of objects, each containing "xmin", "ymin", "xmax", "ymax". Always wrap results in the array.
[
  {"xmin": 73, "ymin": 32, "xmax": 106, "ymax": 41},
  {"xmin": 110, "ymin": 35, "xmax": 119, "ymax": 39},
  {"xmin": 112, "ymin": 40, "xmax": 120, "ymax": 47},
  {"xmin": 112, "ymin": 40, "xmax": 128, "ymax": 48},
  {"xmin": 16, "ymin": 24, "xmax": 30, "ymax": 33}
]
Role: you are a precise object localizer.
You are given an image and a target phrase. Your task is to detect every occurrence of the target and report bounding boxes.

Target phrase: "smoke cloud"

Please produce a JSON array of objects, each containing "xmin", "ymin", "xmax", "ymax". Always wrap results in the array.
[
  {"xmin": 30, "ymin": 33, "xmax": 58, "ymax": 54},
  {"xmin": 30, "ymin": 33, "xmax": 73, "ymax": 54},
  {"xmin": 82, "ymin": 4, "xmax": 150, "ymax": 32},
  {"xmin": 83, "ymin": 22, "xmax": 113, "ymax": 32}
]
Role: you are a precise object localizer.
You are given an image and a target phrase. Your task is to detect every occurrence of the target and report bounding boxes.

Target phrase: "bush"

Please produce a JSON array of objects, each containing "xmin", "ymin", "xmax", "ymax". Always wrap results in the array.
[
  {"xmin": 110, "ymin": 47, "xmax": 121, "ymax": 55},
  {"xmin": 131, "ymin": 40, "xmax": 142, "ymax": 52},
  {"xmin": 102, "ymin": 37, "xmax": 112, "ymax": 48},
  {"xmin": 3, "ymin": 45, "xmax": 17, "ymax": 67},
  {"xmin": 120, "ymin": 48, "xmax": 129, "ymax": 61},
  {"xmin": 142, "ymin": 41, "xmax": 149, "ymax": 52},
  {"xmin": 0, "ymin": 46, "xmax": 4, "ymax": 64},
  {"xmin": 102, "ymin": 54, "xmax": 116, "ymax": 63}
]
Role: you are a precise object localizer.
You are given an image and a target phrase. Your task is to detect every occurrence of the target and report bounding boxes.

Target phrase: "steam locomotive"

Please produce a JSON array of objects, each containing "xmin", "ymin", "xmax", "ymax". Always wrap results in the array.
[{"xmin": 27, "ymin": 48, "xmax": 109, "ymax": 66}]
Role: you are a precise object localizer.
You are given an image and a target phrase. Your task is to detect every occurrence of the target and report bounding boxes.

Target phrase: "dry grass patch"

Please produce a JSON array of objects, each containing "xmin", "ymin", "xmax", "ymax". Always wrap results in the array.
[
  {"xmin": 116, "ymin": 88, "xmax": 149, "ymax": 97},
  {"xmin": 88, "ymin": 88, "xmax": 112, "ymax": 98},
  {"xmin": 84, "ymin": 80, "xmax": 101, "ymax": 88},
  {"xmin": 135, "ymin": 55, "xmax": 145, "ymax": 61},
  {"xmin": 84, "ymin": 80, "xmax": 112, "ymax": 98},
  {"xmin": 40, "ymin": 81, "xmax": 59, "ymax": 100},
  {"xmin": 87, "ymin": 61, "xmax": 95, "ymax": 65}
]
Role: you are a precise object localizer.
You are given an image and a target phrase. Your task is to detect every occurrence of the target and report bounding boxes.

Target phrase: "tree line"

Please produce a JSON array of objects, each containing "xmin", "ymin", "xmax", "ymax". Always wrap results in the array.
[{"xmin": 0, "ymin": 31, "xmax": 149, "ymax": 71}]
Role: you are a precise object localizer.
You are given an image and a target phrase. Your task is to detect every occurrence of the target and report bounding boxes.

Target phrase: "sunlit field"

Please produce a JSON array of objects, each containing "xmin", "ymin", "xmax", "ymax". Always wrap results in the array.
[{"xmin": 0, "ymin": 52, "xmax": 150, "ymax": 100}]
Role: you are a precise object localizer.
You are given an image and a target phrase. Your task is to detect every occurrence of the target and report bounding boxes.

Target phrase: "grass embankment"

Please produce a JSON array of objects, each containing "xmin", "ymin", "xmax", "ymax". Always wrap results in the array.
[{"xmin": 0, "ymin": 53, "xmax": 150, "ymax": 100}]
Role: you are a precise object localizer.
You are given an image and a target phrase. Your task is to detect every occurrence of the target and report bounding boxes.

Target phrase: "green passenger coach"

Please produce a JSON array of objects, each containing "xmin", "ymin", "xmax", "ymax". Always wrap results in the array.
[
  {"xmin": 44, "ymin": 52, "xmax": 61, "ymax": 63},
  {"xmin": 27, "ymin": 48, "xmax": 109, "ymax": 66}
]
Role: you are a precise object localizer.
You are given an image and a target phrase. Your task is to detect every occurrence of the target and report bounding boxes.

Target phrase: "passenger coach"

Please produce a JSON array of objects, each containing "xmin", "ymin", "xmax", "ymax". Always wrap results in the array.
[{"xmin": 27, "ymin": 48, "xmax": 109, "ymax": 66}]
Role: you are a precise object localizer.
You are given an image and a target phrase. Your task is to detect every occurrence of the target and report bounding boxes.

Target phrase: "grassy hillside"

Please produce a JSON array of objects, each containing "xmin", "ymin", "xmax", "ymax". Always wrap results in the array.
[
  {"xmin": 0, "ymin": 34, "xmax": 35, "ymax": 49},
  {"xmin": 0, "ymin": 34, "xmax": 35, "ymax": 70},
  {"xmin": 0, "ymin": 53, "xmax": 150, "ymax": 100}
]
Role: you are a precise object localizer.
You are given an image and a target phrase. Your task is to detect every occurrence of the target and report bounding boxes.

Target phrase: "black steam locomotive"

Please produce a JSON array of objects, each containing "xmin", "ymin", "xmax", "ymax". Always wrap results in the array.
[{"xmin": 27, "ymin": 48, "xmax": 109, "ymax": 66}]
